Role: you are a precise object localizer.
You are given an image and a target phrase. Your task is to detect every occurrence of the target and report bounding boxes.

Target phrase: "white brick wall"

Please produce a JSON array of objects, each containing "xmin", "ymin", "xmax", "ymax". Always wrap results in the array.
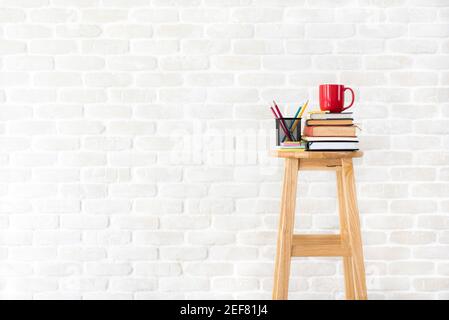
[{"xmin": 0, "ymin": 0, "xmax": 448, "ymax": 300}]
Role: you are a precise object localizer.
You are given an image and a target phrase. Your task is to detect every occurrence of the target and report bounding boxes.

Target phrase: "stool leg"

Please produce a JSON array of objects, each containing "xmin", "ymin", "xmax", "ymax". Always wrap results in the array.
[
  {"xmin": 341, "ymin": 159, "xmax": 368, "ymax": 300},
  {"xmin": 337, "ymin": 171, "xmax": 356, "ymax": 300},
  {"xmin": 273, "ymin": 158, "xmax": 299, "ymax": 300}
]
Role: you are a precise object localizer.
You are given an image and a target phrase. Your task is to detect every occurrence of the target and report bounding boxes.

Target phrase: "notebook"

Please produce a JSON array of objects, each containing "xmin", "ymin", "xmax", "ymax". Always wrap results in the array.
[
  {"xmin": 309, "ymin": 112, "xmax": 353, "ymax": 120},
  {"xmin": 306, "ymin": 141, "xmax": 359, "ymax": 151}
]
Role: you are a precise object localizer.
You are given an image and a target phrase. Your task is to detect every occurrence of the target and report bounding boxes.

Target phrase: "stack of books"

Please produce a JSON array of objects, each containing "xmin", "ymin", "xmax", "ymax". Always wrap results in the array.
[{"xmin": 302, "ymin": 112, "xmax": 358, "ymax": 151}]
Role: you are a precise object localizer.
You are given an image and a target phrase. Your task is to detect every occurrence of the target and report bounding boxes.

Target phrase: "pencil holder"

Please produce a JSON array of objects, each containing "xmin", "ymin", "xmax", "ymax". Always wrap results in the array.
[{"xmin": 275, "ymin": 118, "xmax": 301, "ymax": 145}]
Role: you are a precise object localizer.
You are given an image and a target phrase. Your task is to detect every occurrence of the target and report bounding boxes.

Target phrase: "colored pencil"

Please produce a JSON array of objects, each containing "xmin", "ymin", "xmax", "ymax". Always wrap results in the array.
[
  {"xmin": 282, "ymin": 101, "xmax": 308, "ymax": 142},
  {"xmin": 298, "ymin": 100, "xmax": 309, "ymax": 118},
  {"xmin": 273, "ymin": 101, "xmax": 293, "ymax": 140},
  {"xmin": 291, "ymin": 100, "xmax": 308, "ymax": 132},
  {"xmin": 270, "ymin": 106, "xmax": 293, "ymax": 141}
]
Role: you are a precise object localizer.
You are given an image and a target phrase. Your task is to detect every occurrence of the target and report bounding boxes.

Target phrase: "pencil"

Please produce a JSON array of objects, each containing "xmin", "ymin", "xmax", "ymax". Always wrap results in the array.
[
  {"xmin": 298, "ymin": 100, "xmax": 309, "ymax": 119},
  {"xmin": 270, "ymin": 106, "xmax": 293, "ymax": 141},
  {"xmin": 290, "ymin": 100, "xmax": 308, "ymax": 132}
]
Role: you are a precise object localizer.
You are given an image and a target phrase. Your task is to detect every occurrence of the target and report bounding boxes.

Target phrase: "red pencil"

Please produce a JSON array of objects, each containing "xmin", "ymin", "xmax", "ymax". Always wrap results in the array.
[
  {"xmin": 270, "ymin": 106, "xmax": 293, "ymax": 141},
  {"xmin": 273, "ymin": 102, "xmax": 294, "ymax": 141}
]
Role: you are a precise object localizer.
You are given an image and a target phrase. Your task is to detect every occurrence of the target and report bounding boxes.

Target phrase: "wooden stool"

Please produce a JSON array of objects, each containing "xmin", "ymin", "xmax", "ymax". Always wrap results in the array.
[{"xmin": 271, "ymin": 150, "xmax": 367, "ymax": 300}]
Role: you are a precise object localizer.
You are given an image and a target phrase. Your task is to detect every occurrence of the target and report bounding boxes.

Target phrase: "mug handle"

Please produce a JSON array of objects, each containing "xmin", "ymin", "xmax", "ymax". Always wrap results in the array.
[{"xmin": 342, "ymin": 87, "xmax": 355, "ymax": 111}]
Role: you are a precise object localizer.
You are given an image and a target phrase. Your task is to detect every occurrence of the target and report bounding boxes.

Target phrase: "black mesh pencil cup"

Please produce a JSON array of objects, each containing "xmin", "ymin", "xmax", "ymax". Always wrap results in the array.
[{"xmin": 275, "ymin": 118, "xmax": 301, "ymax": 146}]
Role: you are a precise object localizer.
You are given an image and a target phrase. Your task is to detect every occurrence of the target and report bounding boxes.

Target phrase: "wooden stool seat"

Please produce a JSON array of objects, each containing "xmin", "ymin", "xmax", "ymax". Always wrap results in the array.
[{"xmin": 271, "ymin": 151, "xmax": 367, "ymax": 300}]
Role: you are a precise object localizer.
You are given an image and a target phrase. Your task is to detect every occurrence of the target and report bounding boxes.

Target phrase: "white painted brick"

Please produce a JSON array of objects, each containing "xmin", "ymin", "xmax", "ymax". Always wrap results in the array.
[
  {"xmin": 264, "ymin": 56, "xmax": 311, "ymax": 70},
  {"xmin": 29, "ymin": 40, "xmax": 78, "ymax": 55},
  {"xmin": 111, "ymin": 215, "xmax": 159, "ymax": 229},
  {"xmin": 9, "ymin": 184, "xmax": 58, "ymax": 198},
  {"xmin": 187, "ymin": 231, "xmax": 235, "ymax": 245},
  {"xmin": 9, "ymin": 247, "xmax": 57, "ymax": 261},
  {"xmin": 83, "ymin": 230, "xmax": 131, "ymax": 246},
  {"xmin": 84, "ymin": 137, "xmax": 132, "ymax": 151},
  {"xmin": 9, "ymin": 214, "xmax": 58, "ymax": 229},
  {"xmin": 186, "ymin": 198, "xmax": 234, "ymax": 215},
  {"xmin": 36, "ymin": 262, "xmax": 82, "ymax": 276},
  {"xmin": 390, "ymin": 200, "xmax": 437, "ymax": 214},
  {"xmin": 106, "ymin": 55, "xmax": 157, "ymax": 71},
  {"xmin": 107, "ymin": 121, "xmax": 155, "ymax": 135},
  {"xmin": 390, "ymin": 231, "xmax": 436, "ymax": 245},
  {"xmin": 0, "ymin": 231, "xmax": 32, "ymax": 246},
  {"xmin": 59, "ymin": 89, "xmax": 107, "ymax": 104},
  {"xmin": 287, "ymin": 40, "xmax": 333, "ymax": 54},
  {"xmin": 30, "ymin": 8, "xmax": 77, "ymax": 23},
  {"xmin": 365, "ymin": 247, "xmax": 411, "ymax": 260},
  {"xmin": 234, "ymin": 40, "xmax": 283, "ymax": 55},
  {"xmin": 5, "ymin": 25, "xmax": 52, "ymax": 39},
  {"xmin": 86, "ymin": 263, "xmax": 132, "ymax": 276},
  {"xmin": 414, "ymin": 278, "xmax": 449, "ymax": 291},
  {"xmin": 160, "ymin": 247, "xmax": 208, "ymax": 261},
  {"xmin": 110, "ymin": 278, "xmax": 157, "ymax": 292},
  {"xmin": 131, "ymin": 8, "xmax": 179, "ymax": 23},
  {"xmin": 8, "ymin": 89, "xmax": 57, "ymax": 103},
  {"xmin": 160, "ymin": 56, "xmax": 209, "ymax": 71},
  {"xmin": 131, "ymin": 40, "xmax": 179, "ymax": 54},
  {"xmin": 134, "ymin": 231, "xmax": 184, "ymax": 246},
  {"xmin": 314, "ymin": 55, "xmax": 361, "ymax": 70},
  {"xmin": 0, "ymin": 8, "xmax": 26, "ymax": 22},
  {"xmin": 33, "ymin": 199, "xmax": 81, "ymax": 213},
  {"xmin": 109, "ymin": 184, "xmax": 156, "ymax": 198},
  {"xmin": 60, "ymin": 215, "xmax": 109, "ymax": 229},
  {"xmin": 83, "ymin": 292, "xmax": 132, "ymax": 300},
  {"xmin": 136, "ymin": 73, "xmax": 183, "ymax": 87},
  {"xmin": 135, "ymin": 199, "xmax": 183, "ymax": 214},
  {"xmin": 306, "ymin": 24, "xmax": 355, "ymax": 38},
  {"xmin": 109, "ymin": 246, "xmax": 158, "ymax": 261},
  {"xmin": 5, "ymin": 278, "xmax": 59, "ymax": 292},
  {"xmin": 212, "ymin": 56, "xmax": 260, "ymax": 70},
  {"xmin": 81, "ymin": 168, "xmax": 130, "ymax": 183},
  {"xmin": 159, "ymin": 183, "xmax": 207, "ymax": 198},
  {"xmin": 207, "ymin": 23, "xmax": 253, "ymax": 38},
  {"xmin": 159, "ymin": 277, "xmax": 209, "ymax": 292},
  {"xmin": 0, "ymin": 40, "xmax": 26, "ymax": 54},
  {"xmin": 34, "ymin": 231, "xmax": 81, "ymax": 245},
  {"xmin": 59, "ymin": 152, "xmax": 106, "ymax": 167},
  {"xmin": 213, "ymin": 277, "xmax": 259, "ymax": 291},
  {"xmin": 109, "ymin": 89, "xmax": 157, "ymax": 103},
  {"xmin": 83, "ymin": 199, "xmax": 131, "ymax": 215},
  {"xmin": 182, "ymin": 40, "xmax": 230, "ymax": 55},
  {"xmin": 56, "ymin": 56, "xmax": 105, "ymax": 70},
  {"xmin": 155, "ymin": 24, "xmax": 203, "ymax": 38},
  {"xmin": 30, "ymin": 135, "xmax": 75, "ymax": 153},
  {"xmin": 389, "ymin": 262, "xmax": 435, "ymax": 275},
  {"xmin": 60, "ymin": 184, "xmax": 107, "ymax": 199},
  {"xmin": 0, "ymin": 262, "xmax": 33, "ymax": 276},
  {"xmin": 82, "ymin": 39, "xmax": 129, "ymax": 55},
  {"xmin": 103, "ymin": 25, "xmax": 152, "ymax": 38},
  {"xmin": 82, "ymin": 9, "xmax": 127, "ymax": 23},
  {"xmin": 232, "ymin": 8, "xmax": 282, "ymax": 23},
  {"xmin": 134, "ymin": 262, "xmax": 182, "ymax": 277},
  {"xmin": 160, "ymin": 215, "xmax": 210, "ymax": 230},
  {"xmin": 413, "ymin": 246, "xmax": 449, "ymax": 259},
  {"xmin": 55, "ymin": 25, "xmax": 102, "ymax": 38}
]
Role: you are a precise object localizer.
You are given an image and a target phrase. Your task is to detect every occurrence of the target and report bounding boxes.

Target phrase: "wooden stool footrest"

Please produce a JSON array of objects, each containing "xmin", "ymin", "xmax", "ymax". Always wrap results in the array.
[{"xmin": 291, "ymin": 234, "xmax": 350, "ymax": 257}]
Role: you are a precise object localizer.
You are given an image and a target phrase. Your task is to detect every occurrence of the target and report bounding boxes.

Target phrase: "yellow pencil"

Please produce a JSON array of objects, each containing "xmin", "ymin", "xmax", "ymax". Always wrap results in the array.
[
  {"xmin": 290, "ymin": 100, "xmax": 308, "ymax": 132},
  {"xmin": 298, "ymin": 100, "xmax": 309, "ymax": 119}
]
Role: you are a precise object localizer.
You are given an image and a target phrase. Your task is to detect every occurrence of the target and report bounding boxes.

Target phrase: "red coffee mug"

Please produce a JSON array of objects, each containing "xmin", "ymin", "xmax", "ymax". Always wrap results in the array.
[{"xmin": 319, "ymin": 84, "xmax": 355, "ymax": 113}]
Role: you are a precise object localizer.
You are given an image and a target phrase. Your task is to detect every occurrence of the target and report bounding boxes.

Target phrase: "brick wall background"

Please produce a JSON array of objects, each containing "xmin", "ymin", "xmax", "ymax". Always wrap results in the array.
[{"xmin": 0, "ymin": 0, "xmax": 449, "ymax": 299}]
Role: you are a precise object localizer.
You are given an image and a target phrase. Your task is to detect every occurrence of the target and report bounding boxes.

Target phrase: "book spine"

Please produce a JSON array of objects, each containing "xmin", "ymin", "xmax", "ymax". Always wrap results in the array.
[{"xmin": 304, "ymin": 126, "xmax": 356, "ymax": 137}]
